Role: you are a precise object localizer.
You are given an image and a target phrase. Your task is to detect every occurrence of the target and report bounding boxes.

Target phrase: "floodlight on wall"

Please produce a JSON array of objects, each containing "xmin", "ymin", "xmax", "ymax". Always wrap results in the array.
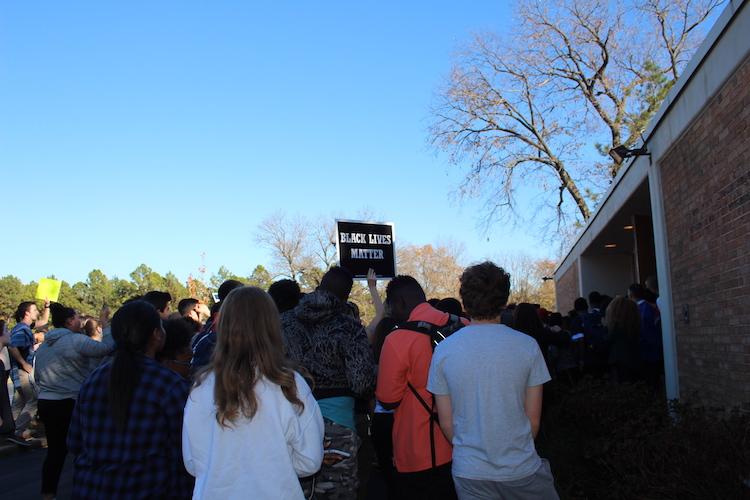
[
  {"xmin": 542, "ymin": 276, "xmax": 554, "ymax": 282},
  {"xmin": 609, "ymin": 144, "xmax": 650, "ymax": 165},
  {"xmin": 604, "ymin": 243, "xmax": 617, "ymax": 248}
]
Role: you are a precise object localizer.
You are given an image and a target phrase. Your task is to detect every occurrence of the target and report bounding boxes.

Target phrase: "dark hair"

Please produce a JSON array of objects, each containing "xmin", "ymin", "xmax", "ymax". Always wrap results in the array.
[
  {"xmin": 218, "ymin": 280, "xmax": 244, "ymax": 302},
  {"xmin": 49, "ymin": 302, "xmax": 76, "ymax": 328},
  {"xmin": 435, "ymin": 297, "xmax": 463, "ymax": 317},
  {"xmin": 643, "ymin": 288, "xmax": 658, "ymax": 304},
  {"xmin": 427, "ymin": 298, "xmax": 440, "ymax": 307},
  {"xmin": 628, "ymin": 283, "xmax": 646, "ymax": 300},
  {"xmin": 500, "ymin": 309, "xmax": 514, "ymax": 327},
  {"xmin": 385, "ymin": 275, "xmax": 426, "ymax": 304},
  {"xmin": 319, "ymin": 266, "xmax": 354, "ymax": 302},
  {"xmin": 184, "ymin": 317, "xmax": 202, "ymax": 333},
  {"xmin": 14, "ymin": 301, "xmax": 36, "ymax": 323},
  {"xmin": 142, "ymin": 291, "xmax": 172, "ymax": 313},
  {"xmin": 574, "ymin": 297, "xmax": 588, "ymax": 312},
  {"xmin": 177, "ymin": 298, "xmax": 199, "ymax": 316},
  {"xmin": 372, "ymin": 316, "xmax": 398, "ymax": 363},
  {"xmin": 548, "ymin": 312, "xmax": 564, "ymax": 328},
  {"xmin": 210, "ymin": 302, "xmax": 222, "ymax": 316},
  {"xmin": 347, "ymin": 301, "xmax": 361, "ymax": 321},
  {"xmin": 588, "ymin": 291, "xmax": 602, "ymax": 307},
  {"xmin": 459, "ymin": 262, "xmax": 510, "ymax": 320},
  {"xmin": 267, "ymin": 279, "xmax": 301, "ymax": 313},
  {"xmin": 157, "ymin": 318, "xmax": 194, "ymax": 362},
  {"xmin": 108, "ymin": 300, "xmax": 161, "ymax": 431},
  {"xmin": 513, "ymin": 303, "xmax": 545, "ymax": 340}
]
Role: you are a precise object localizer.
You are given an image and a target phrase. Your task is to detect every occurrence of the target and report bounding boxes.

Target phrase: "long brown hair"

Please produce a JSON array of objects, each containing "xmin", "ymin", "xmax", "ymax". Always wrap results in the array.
[
  {"xmin": 605, "ymin": 296, "xmax": 640, "ymax": 339},
  {"xmin": 197, "ymin": 286, "xmax": 304, "ymax": 427}
]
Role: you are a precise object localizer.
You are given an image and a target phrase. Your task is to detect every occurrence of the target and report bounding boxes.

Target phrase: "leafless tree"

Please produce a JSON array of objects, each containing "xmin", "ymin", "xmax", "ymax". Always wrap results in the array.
[
  {"xmin": 255, "ymin": 212, "xmax": 314, "ymax": 281},
  {"xmin": 310, "ymin": 217, "xmax": 338, "ymax": 270},
  {"xmin": 497, "ymin": 253, "xmax": 557, "ymax": 310},
  {"xmin": 431, "ymin": 0, "xmax": 724, "ymax": 227}
]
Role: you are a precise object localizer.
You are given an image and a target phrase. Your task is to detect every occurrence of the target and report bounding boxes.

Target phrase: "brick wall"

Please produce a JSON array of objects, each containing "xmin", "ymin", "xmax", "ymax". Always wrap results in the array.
[
  {"xmin": 555, "ymin": 259, "xmax": 579, "ymax": 314},
  {"xmin": 659, "ymin": 54, "xmax": 750, "ymax": 410}
]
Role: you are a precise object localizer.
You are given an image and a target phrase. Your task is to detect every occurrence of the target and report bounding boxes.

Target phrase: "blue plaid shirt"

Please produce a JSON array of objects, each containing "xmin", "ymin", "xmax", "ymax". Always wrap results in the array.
[
  {"xmin": 67, "ymin": 356, "xmax": 194, "ymax": 499},
  {"xmin": 9, "ymin": 323, "xmax": 34, "ymax": 388}
]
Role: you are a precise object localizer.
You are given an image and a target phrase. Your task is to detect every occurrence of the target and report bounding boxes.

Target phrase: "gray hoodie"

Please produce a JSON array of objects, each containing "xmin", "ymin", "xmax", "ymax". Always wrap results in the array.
[{"xmin": 34, "ymin": 328, "xmax": 115, "ymax": 400}]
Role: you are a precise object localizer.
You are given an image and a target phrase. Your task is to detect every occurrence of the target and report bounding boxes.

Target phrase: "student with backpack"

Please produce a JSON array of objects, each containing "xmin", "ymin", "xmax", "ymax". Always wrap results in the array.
[{"xmin": 376, "ymin": 275, "xmax": 466, "ymax": 500}]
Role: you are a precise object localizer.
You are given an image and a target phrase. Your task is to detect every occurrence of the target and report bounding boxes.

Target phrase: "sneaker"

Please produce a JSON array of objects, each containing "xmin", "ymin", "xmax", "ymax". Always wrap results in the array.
[{"xmin": 6, "ymin": 435, "xmax": 32, "ymax": 447}]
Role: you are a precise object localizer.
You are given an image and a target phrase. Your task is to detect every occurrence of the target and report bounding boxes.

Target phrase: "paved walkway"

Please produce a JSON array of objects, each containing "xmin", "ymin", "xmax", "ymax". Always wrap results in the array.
[
  {"xmin": 0, "ymin": 441, "xmax": 386, "ymax": 500},
  {"xmin": 0, "ymin": 445, "xmax": 73, "ymax": 500}
]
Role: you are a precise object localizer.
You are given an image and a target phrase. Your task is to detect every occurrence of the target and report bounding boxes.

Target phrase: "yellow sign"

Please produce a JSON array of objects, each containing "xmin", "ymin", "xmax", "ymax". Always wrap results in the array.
[{"xmin": 36, "ymin": 278, "xmax": 62, "ymax": 303}]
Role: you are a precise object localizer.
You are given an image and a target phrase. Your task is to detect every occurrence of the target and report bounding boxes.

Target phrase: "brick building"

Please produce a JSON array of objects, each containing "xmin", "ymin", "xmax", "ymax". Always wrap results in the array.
[{"xmin": 554, "ymin": 0, "xmax": 750, "ymax": 410}]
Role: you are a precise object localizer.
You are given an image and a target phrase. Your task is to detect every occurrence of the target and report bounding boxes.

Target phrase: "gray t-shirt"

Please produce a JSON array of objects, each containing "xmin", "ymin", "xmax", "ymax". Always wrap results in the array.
[{"xmin": 427, "ymin": 323, "xmax": 551, "ymax": 481}]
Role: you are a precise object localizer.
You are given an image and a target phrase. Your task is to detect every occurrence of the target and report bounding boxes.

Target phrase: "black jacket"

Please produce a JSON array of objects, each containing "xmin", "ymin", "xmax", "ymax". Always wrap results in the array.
[{"xmin": 281, "ymin": 290, "xmax": 376, "ymax": 400}]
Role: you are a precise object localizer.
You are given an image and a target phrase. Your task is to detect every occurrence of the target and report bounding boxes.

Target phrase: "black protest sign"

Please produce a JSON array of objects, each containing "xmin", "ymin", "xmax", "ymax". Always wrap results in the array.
[{"xmin": 336, "ymin": 220, "xmax": 396, "ymax": 279}]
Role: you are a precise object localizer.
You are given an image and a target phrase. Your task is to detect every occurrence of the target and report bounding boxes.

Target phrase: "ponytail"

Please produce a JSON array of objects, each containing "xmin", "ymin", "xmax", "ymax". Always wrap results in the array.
[{"xmin": 107, "ymin": 300, "xmax": 160, "ymax": 432}]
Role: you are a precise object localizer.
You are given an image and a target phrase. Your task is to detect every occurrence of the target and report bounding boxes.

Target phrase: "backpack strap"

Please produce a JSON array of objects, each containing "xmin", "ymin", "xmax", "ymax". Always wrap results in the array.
[
  {"xmin": 407, "ymin": 382, "xmax": 438, "ymax": 470},
  {"xmin": 396, "ymin": 314, "xmax": 464, "ymax": 470},
  {"xmin": 397, "ymin": 314, "xmax": 463, "ymax": 349}
]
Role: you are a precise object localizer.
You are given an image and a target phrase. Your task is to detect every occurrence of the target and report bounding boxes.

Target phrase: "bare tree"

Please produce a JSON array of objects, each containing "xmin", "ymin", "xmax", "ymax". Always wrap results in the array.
[
  {"xmin": 431, "ymin": 0, "xmax": 724, "ymax": 227},
  {"xmin": 310, "ymin": 217, "xmax": 338, "ymax": 270},
  {"xmin": 255, "ymin": 212, "xmax": 314, "ymax": 282},
  {"xmin": 498, "ymin": 253, "xmax": 557, "ymax": 310}
]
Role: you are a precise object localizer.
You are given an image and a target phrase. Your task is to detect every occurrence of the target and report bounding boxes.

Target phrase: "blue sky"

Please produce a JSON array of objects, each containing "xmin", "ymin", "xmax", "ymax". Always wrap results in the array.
[{"xmin": 1, "ymin": 1, "xmax": 553, "ymax": 284}]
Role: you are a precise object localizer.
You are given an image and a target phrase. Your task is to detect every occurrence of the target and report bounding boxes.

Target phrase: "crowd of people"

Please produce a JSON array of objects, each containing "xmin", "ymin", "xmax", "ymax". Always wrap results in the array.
[{"xmin": 0, "ymin": 264, "xmax": 665, "ymax": 500}]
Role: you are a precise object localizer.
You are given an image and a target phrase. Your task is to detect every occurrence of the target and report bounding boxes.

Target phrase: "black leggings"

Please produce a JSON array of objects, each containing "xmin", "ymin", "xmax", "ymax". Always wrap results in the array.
[
  {"xmin": 37, "ymin": 398, "xmax": 76, "ymax": 495},
  {"xmin": 371, "ymin": 412, "xmax": 397, "ymax": 499},
  {"xmin": 0, "ymin": 369, "xmax": 14, "ymax": 435}
]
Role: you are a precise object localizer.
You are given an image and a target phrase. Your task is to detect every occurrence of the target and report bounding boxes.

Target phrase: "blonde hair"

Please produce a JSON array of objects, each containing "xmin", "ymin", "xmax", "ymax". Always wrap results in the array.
[
  {"xmin": 197, "ymin": 286, "xmax": 304, "ymax": 427},
  {"xmin": 605, "ymin": 295, "xmax": 640, "ymax": 340}
]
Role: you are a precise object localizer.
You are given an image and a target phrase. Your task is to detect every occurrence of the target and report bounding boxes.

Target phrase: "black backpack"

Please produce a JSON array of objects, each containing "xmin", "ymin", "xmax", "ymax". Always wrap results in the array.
[
  {"xmin": 398, "ymin": 314, "xmax": 466, "ymax": 352},
  {"xmin": 396, "ymin": 313, "xmax": 465, "ymax": 469}
]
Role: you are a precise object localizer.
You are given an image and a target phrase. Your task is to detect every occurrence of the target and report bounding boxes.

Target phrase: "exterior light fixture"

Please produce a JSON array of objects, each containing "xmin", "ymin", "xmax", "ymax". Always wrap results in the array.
[
  {"xmin": 609, "ymin": 144, "xmax": 650, "ymax": 165},
  {"xmin": 623, "ymin": 225, "xmax": 634, "ymax": 230},
  {"xmin": 541, "ymin": 276, "xmax": 554, "ymax": 282},
  {"xmin": 604, "ymin": 243, "xmax": 617, "ymax": 248}
]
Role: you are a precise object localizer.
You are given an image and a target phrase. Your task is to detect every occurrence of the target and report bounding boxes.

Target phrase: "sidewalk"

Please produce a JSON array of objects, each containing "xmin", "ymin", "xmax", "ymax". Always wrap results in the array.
[
  {"xmin": 0, "ymin": 445, "xmax": 72, "ymax": 500},
  {"xmin": 0, "ymin": 435, "xmax": 45, "ymax": 457}
]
